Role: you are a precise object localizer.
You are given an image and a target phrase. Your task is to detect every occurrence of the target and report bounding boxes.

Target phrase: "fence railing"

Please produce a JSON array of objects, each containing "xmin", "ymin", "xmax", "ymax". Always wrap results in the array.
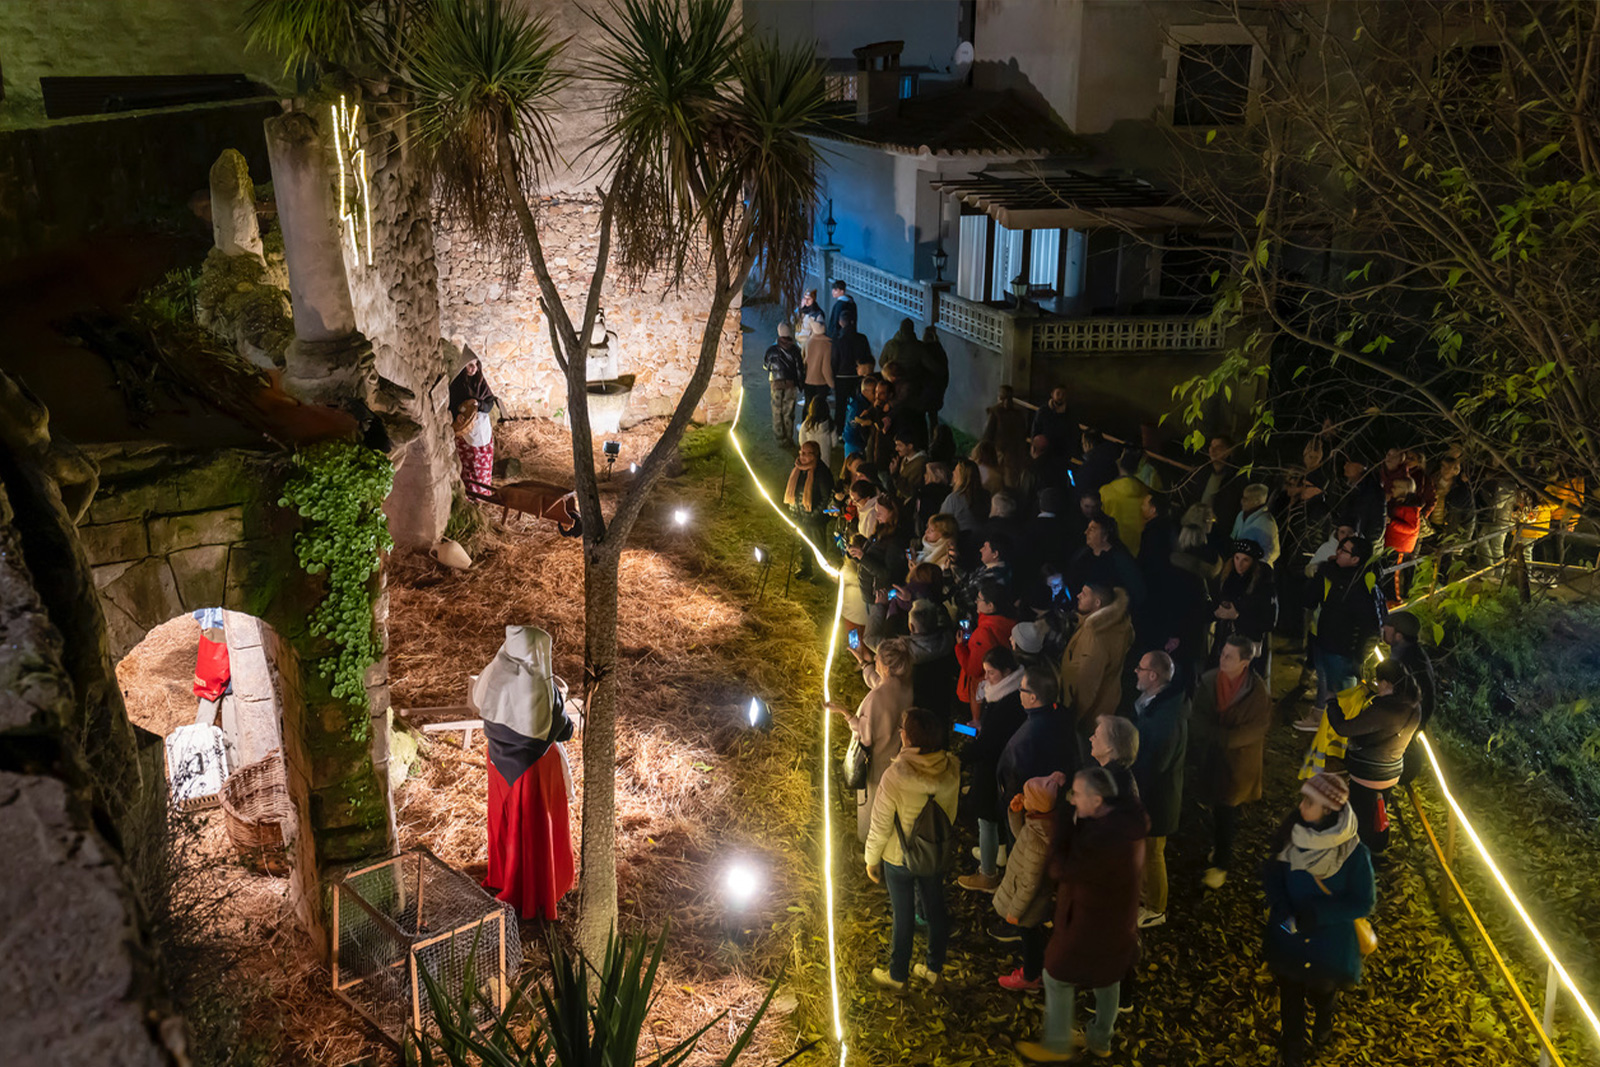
[
  {"xmin": 827, "ymin": 253, "xmax": 925, "ymax": 321},
  {"xmin": 1031, "ymin": 315, "xmax": 1224, "ymax": 354},
  {"xmin": 934, "ymin": 291, "xmax": 1008, "ymax": 351}
]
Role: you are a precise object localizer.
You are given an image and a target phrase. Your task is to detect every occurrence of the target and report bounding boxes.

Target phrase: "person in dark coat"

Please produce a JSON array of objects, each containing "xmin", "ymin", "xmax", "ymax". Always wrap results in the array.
[
  {"xmin": 958, "ymin": 647, "xmax": 1029, "ymax": 890},
  {"xmin": 832, "ymin": 306, "xmax": 872, "ymax": 418},
  {"xmin": 1031, "ymin": 386, "xmax": 1078, "ymax": 460},
  {"xmin": 1015, "ymin": 765, "xmax": 1148, "ymax": 1062},
  {"xmin": 826, "ymin": 279, "xmax": 855, "ymax": 339},
  {"xmin": 1064, "ymin": 514, "xmax": 1147, "ymax": 608},
  {"xmin": 1327, "ymin": 658, "xmax": 1420, "ymax": 856},
  {"xmin": 919, "ymin": 325, "xmax": 949, "ymax": 440},
  {"xmin": 1196, "ymin": 633, "xmax": 1273, "ymax": 890},
  {"xmin": 995, "ymin": 668, "xmax": 1080, "ymax": 823},
  {"xmin": 1262, "ymin": 772, "xmax": 1376, "ymax": 1067},
  {"xmin": 1300, "ymin": 534, "xmax": 1384, "ymax": 730},
  {"xmin": 1191, "ymin": 434, "xmax": 1247, "ymax": 537},
  {"xmin": 1210, "ymin": 539, "xmax": 1278, "ymax": 662},
  {"xmin": 1384, "ymin": 611, "xmax": 1437, "ymax": 785},
  {"xmin": 784, "ymin": 440, "xmax": 835, "ymax": 581},
  {"xmin": 1078, "ymin": 429, "xmax": 1121, "ymax": 492},
  {"xmin": 761, "ymin": 322, "xmax": 805, "ymax": 446},
  {"xmin": 1129, "ymin": 650, "xmax": 1188, "ymax": 926}
]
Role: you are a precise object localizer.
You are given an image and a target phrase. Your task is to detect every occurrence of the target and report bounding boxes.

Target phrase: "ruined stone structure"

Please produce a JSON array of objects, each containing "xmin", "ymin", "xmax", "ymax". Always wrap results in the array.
[{"xmin": 435, "ymin": 194, "xmax": 743, "ymax": 428}]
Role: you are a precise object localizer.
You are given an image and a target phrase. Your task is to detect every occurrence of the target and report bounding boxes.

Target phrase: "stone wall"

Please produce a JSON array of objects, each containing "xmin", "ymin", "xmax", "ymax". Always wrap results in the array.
[
  {"xmin": 78, "ymin": 441, "xmax": 396, "ymax": 942},
  {"xmin": 436, "ymin": 193, "xmax": 743, "ymax": 428}
]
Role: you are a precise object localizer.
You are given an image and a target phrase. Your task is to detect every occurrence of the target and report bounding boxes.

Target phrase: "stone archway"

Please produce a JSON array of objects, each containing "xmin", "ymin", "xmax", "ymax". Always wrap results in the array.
[{"xmin": 80, "ymin": 441, "xmax": 395, "ymax": 943}]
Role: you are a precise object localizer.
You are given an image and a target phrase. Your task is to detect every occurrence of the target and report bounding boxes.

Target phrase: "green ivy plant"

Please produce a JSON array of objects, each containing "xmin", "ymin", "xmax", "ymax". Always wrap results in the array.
[{"xmin": 279, "ymin": 441, "xmax": 393, "ymax": 736}]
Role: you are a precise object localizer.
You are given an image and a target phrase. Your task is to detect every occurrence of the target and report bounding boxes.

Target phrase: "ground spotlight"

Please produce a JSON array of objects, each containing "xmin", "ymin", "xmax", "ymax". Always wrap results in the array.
[
  {"xmin": 753, "ymin": 546, "xmax": 765, "ymax": 563},
  {"xmin": 629, "ymin": 462, "xmax": 638, "ymax": 474},
  {"xmin": 723, "ymin": 860, "xmax": 763, "ymax": 909},
  {"xmin": 673, "ymin": 507, "xmax": 690, "ymax": 527},
  {"xmin": 746, "ymin": 696, "xmax": 771, "ymax": 730}
]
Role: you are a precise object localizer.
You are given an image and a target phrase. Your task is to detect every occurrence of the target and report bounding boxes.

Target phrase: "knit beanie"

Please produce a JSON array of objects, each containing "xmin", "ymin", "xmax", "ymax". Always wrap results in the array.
[
  {"xmin": 1023, "ymin": 771, "xmax": 1068, "ymax": 813},
  {"xmin": 1011, "ymin": 621, "xmax": 1045, "ymax": 655},
  {"xmin": 1302, "ymin": 771, "xmax": 1350, "ymax": 811}
]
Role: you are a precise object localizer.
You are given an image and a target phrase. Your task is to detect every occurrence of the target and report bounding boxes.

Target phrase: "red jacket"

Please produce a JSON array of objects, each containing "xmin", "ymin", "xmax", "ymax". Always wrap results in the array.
[
  {"xmin": 954, "ymin": 612, "xmax": 1017, "ymax": 704},
  {"xmin": 1384, "ymin": 497, "xmax": 1422, "ymax": 553}
]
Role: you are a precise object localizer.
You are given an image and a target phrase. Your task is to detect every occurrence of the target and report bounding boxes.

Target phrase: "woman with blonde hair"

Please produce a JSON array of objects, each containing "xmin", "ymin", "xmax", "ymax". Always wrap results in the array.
[
  {"xmin": 829, "ymin": 637, "xmax": 916, "ymax": 840},
  {"xmin": 942, "ymin": 458, "xmax": 989, "ymax": 533},
  {"xmin": 799, "ymin": 395, "xmax": 835, "ymax": 468}
]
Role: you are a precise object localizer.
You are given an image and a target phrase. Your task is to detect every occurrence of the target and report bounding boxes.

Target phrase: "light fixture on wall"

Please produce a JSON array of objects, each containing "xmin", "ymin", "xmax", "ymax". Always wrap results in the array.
[
  {"xmin": 932, "ymin": 242, "xmax": 949, "ymax": 282},
  {"xmin": 824, "ymin": 198, "xmax": 837, "ymax": 244},
  {"xmin": 1009, "ymin": 271, "xmax": 1030, "ymax": 308}
]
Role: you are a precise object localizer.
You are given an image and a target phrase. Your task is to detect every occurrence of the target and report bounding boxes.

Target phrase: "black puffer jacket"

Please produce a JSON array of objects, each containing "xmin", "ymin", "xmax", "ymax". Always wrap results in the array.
[{"xmin": 1308, "ymin": 561, "xmax": 1383, "ymax": 659}]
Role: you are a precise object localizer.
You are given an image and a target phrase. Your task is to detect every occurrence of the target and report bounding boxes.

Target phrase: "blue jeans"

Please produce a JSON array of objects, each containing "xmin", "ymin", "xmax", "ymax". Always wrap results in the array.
[
  {"xmin": 1313, "ymin": 648, "xmax": 1357, "ymax": 709},
  {"xmin": 1042, "ymin": 973, "xmax": 1119, "ymax": 1054},
  {"xmin": 978, "ymin": 817, "xmax": 1002, "ymax": 876},
  {"xmin": 882, "ymin": 861, "xmax": 949, "ymax": 981}
]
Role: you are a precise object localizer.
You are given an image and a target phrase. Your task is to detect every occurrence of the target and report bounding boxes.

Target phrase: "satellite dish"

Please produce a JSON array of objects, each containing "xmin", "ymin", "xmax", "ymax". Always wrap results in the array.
[{"xmin": 951, "ymin": 40, "xmax": 974, "ymax": 77}]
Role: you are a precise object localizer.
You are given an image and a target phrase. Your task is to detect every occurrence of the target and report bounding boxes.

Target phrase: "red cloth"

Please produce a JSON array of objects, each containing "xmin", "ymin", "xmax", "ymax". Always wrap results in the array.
[
  {"xmin": 193, "ymin": 635, "xmax": 230, "ymax": 700},
  {"xmin": 483, "ymin": 751, "xmax": 575, "ymax": 921},
  {"xmin": 457, "ymin": 438, "xmax": 495, "ymax": 498},
  {"xmin": 1214, "ymin": 665, "xmax": 1246, "ymax": 712}
]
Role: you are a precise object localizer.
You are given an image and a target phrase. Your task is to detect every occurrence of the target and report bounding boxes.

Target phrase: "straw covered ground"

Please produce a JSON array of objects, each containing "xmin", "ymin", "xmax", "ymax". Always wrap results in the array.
[{"xmin": 384, "ymin": 414, "xmax": 841, "ymax": 1064}]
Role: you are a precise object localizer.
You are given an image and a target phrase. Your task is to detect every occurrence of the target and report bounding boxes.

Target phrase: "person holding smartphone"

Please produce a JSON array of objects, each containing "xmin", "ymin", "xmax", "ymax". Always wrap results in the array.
[
  {"xmin": 954, "ymin": 580, "xmax": 1016, "ymax": 725},
  {"xmin": 957, "ymin": 647, "xmax": 1027, "ymax": 893}
]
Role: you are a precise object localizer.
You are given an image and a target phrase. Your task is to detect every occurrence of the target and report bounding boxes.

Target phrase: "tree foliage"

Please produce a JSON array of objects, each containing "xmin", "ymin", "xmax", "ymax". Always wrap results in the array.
[{"xmin": 1178, "ymin": 0, "xmax": 1600, "ymax": 503}]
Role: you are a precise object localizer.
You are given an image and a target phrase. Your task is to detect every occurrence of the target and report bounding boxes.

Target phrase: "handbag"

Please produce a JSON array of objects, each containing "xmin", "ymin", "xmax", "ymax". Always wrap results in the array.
[
  {"xmin": 841, "ymin": 735, "xmax": 871, "ymax": 792},
  {"xmin": 1313, "ymin": 874, "xmax": 1378, "ymax": 956}
]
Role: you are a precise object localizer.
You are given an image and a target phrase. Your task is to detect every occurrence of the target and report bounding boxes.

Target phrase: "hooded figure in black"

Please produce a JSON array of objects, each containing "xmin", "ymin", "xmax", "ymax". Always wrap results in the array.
[{"xmin": 475, "ymin": 625, "xmax": 576, "ymax": 920}]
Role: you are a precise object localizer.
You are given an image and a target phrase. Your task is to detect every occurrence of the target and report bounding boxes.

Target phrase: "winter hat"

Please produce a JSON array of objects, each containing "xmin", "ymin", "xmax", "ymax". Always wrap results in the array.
[
  {"xmin": 1386, "ymin": 610, "xmax": 1421, "ymax": 640},
  {"xmin": 1023, "ymin": 771, "xmax": 1068, "ymax": 813},
  {"xmin": 1011, "ymin": 620, "xmax": 1045, "ymax": 655},
  {"xmin": 777, "ymin": 321, "xmax": 793, "ymax": 338},
  {"xmin": 1302, "ymin": 771, "xmax": 1350, "ymax": 811},
  {"xmin": 1231, "ymin": 537, "xmax": 1265, "ymax": 560}
]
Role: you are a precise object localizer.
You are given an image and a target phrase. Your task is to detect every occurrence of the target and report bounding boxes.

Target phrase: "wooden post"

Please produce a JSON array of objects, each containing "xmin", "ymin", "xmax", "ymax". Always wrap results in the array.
[
  {"xmin": 415, "ymin": 852, "xmax": 426, "ymax": 931},
  {"xmin": 497, "ymin": 911, "xmax": 508, "ymax": 1012},
  {"xmin": 1445, "ymin": 806, "xmax": 1458, "ymax": 867},
  {"xmin": 409, "ymin": 953, "xmax": 423, "ymax": 1036},
  {"xmin": 331, "ymin": 883, "xmax": 342, "ymax": 990},
  {"xmin": 1538, "ymin": 962, "xmax": 1559, "ymax": 1067}
]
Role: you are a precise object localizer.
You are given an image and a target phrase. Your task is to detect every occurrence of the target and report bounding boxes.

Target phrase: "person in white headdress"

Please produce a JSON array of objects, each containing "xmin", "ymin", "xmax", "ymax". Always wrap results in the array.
[{"xmin": 474, "ymin": 625, "xmax": 575, "ymax": 920}]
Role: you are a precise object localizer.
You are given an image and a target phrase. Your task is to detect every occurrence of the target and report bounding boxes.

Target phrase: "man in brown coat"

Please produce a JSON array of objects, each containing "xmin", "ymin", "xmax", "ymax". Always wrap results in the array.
[
  {"xmin": 1194, "ymin": 632, "xmax": 1273, "ymax": 889},
  {"xmin": 1059, "ymin": 583, "xmax": 1134, "ymax": 727}
]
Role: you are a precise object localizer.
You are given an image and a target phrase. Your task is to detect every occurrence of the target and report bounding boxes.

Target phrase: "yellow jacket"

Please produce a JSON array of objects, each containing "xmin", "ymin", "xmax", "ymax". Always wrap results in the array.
[{"xmin": 1098, "ymin": 476, "xmax": 1151, "ymax": 554}]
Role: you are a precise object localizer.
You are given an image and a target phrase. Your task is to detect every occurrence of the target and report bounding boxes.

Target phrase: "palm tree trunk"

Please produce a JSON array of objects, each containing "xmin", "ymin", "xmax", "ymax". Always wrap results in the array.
[{"xmin": 576, "ymin": 544, "xmax": 621, "ymax": 957}]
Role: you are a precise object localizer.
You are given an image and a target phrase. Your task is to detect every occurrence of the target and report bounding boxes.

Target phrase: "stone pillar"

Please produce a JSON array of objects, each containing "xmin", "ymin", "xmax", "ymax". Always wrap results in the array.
[
  {"xmin": 209, "ymin": 148, "xmax": 265, "ymax": 260},
  {"xmin": 1000, "ymin": 306, "xmax": 1037, "ymax": 396},
  {"xmin": 264, "ymin": 109, "xmax": 374, "ymax": 405},
  {"xmin": 337, "ymin": 95, "xmax": 454, "ymax": 550}
]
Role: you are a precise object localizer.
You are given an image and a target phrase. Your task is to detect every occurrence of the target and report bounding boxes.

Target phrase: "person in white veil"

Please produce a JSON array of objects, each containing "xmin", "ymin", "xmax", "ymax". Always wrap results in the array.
[{"xmin": 474, "ymin": 625, "xmax": 575, "ymax": 920}]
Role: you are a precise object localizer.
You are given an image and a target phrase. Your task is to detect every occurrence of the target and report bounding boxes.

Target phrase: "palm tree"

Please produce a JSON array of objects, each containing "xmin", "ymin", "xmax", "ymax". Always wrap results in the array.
[{"xmin": 407, "ymin": 0, "xmax": 826, "ymax": 955}]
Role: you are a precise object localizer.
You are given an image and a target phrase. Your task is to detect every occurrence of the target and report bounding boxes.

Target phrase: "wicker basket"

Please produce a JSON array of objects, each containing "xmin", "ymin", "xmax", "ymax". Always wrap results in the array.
[{"xmin": 221, "ymin": 751, "xmax": 294, "ymax": 876}]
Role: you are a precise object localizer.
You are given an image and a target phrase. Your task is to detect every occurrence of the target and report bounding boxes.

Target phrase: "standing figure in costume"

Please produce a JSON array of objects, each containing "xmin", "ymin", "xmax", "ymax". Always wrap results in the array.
[
  {"xmin": 450, "ymin": 349, "xmax": 498, "ymax": 499},
  {"xmin": 474, "ymin": 625, "xmax": 576, "ymax": 921}
]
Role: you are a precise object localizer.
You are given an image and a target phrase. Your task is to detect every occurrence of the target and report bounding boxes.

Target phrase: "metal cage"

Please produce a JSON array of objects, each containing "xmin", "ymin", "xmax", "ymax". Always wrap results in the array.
[{"xmin": 331, "ymin": 848, "xmax": 522, "ymax": 1045}]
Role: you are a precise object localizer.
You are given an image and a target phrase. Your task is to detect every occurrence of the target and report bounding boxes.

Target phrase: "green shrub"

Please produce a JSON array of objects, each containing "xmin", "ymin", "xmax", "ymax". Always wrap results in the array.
[{"xmin": 1421, "ymin": 588, "xmax": 1600, "ymax": 816}]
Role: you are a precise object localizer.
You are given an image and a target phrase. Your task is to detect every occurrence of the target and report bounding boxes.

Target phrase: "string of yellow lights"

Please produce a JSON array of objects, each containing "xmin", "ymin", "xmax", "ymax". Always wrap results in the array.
[
  {"xmin": 1417, "ymin": 733, "xmax": 1600, "ymax": 1050},
  {"xmin": 725, "ymin": 384, "xmax": 849, "ymax": 1065}
]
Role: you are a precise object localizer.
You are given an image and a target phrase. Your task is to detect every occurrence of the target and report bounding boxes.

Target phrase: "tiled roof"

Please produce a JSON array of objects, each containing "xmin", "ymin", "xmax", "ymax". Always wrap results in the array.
[
  {"xmin": 928, "ymin": 169, "xmax": 1204, "ymax": 229},
  {"xmin": 811, "ymin": 89, "xmax": 1091, "ymax": 159}
]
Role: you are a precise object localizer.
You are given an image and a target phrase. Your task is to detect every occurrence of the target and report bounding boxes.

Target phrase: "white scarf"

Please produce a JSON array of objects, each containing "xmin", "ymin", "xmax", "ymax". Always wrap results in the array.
[
  {"xmin": 976, "ymin": 667, "xmax": 1025, "ymax": 704},
  {"xmin": 1279, "ymin": 804, "xmax": 1360, "ymax": 877}
]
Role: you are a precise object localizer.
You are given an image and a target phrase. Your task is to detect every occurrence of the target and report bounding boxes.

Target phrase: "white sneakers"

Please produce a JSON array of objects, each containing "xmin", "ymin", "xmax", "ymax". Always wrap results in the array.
[
  {"xmin": 1137, "ymin": 907, "xmax": 1166, "ymax": 928},
  {"xmin": 970, "ymin": 844, "xmax": 1008, "ymax": 866}
]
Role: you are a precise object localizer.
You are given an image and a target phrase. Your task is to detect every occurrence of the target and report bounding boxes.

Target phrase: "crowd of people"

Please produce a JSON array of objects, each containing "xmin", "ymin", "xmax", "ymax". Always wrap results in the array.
[{"xmin": 761, "ymin": 286, "xmax": 1477, "ymax": 1066}]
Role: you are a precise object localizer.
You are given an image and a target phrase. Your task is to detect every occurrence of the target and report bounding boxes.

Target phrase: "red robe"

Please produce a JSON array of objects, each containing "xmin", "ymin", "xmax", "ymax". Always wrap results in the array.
[{"xmin": 483, "ymin": 750, "xmax": 575, "ymax": 921}]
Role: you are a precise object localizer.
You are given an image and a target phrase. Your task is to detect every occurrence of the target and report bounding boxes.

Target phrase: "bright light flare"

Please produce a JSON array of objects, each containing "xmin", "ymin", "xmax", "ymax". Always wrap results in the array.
[
  {"xmin": 746, "ymin": 696, "xmax": 772, "ymax": 730},
  {"xmin": 673, "ymin": 508, "xmax": 690, "ymax": 527},
  {"xmin": 754, "ymin": 546, "xmax": 765, "ymax": 564},
  {"xmin": 724, "ymin": 861, "xmax": 762, "ymax": 908}
]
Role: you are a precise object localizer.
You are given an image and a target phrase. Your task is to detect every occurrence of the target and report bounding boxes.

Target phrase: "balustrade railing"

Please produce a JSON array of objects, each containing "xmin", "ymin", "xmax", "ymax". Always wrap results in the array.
[
  {"xmin": 934, "ymin": 292, "xmax": 1007, "ymax": 350},
  {"xmin": 829, "ymin": 254, "xmax": 925, "ymax": 321},
  {"xmin": 1031, "ymin": 315, "xmax": 1224, "ymax": 354}
]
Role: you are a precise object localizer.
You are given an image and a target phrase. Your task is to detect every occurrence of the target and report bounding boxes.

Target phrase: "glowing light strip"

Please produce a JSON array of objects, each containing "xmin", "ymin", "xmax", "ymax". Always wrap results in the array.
[
  {"xmin": 1419, "ymin": 733, "xmax": 1600, "ymax": 1046},
  {"xmin": 331, "ymin": 96, "xmax": 373, "ymax": 267},
  {"xmin": 726, "ymin": 384, "xmax": 848, "ymax": 1063}
]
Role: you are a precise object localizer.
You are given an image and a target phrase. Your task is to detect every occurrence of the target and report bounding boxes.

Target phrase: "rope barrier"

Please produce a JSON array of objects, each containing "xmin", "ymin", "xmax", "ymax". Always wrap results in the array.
[
  {"xmin": 1415, "ymin": 733, "xmax": 1600, "ymax": 1056},
  {"xmin": 726, "ymin": 384, "xmax": 849, "ymax": 1065},
  {"xmin": 1408, "ymin": 777, "xmax": 1567, "ymax": 1066}
]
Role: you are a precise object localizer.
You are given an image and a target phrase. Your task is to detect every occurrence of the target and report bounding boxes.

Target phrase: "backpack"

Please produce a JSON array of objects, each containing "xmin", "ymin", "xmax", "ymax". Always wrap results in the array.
[{"xmin": 894, "ymin": 792, "xmax": 956, "ymax": 877}]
